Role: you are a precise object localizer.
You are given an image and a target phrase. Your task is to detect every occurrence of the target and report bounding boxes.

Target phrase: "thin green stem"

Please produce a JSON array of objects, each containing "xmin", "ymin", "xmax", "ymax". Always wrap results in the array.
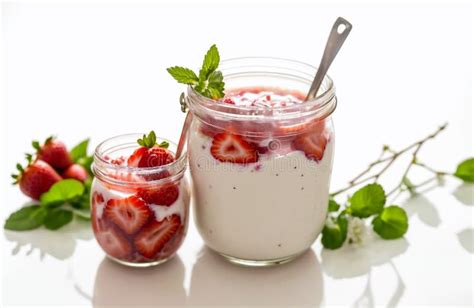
[{"xmin": 331, "ymin": 123, "xmax": 448, "ymax": 198}]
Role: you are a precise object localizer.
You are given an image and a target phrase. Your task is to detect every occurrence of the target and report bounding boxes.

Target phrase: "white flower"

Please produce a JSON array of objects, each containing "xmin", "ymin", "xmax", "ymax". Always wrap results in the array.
[{"xmin": 347, "ymin": 216, "xmax": 368, "ymax": 246}]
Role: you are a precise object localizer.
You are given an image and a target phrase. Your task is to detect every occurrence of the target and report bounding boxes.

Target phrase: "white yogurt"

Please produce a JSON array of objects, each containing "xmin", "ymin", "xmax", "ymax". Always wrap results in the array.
[
  {"xmin": 188, "ymin": 129, "xmax": 334, "ymax": 261},
  {"xmin": 92, "ymin": 178, "xmax": 189, "ymax": 223}
]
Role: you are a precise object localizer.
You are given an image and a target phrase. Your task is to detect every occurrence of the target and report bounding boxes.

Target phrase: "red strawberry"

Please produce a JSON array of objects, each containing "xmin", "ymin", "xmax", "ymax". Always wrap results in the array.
[
  {"xmin": 292, "ymin": 132, "xmax": 328, "ymax": 161},
  {"xmin": 12, "ymin": 159, "xmax": 62, "ymax": 200},
  {"xmin": 104, "ymin": 171, "xmax": 145, "ymax": 193},
  {"xmin": 137, "ymin": 183, "xmax": 179, "ymax": 206},
  {"xmin": 95, "ymin": 225, "xmax": 132, "ymax": 259},
  {"xmin": 134, "ymin": 215, "xmax": 181, "ymax": 259},
  {"xmin": 62, "ymin": 164, "xmax": 88, "ymax": 182},
  {"xmin": 159, "ymin": 225, "xmax": 185, "ymax": 258},
  {"xmin": 104, "ymin": 196, "xmax": 151, "ymax": 234},
  {"xmin": 139, "ymin": 147, "xmax": 174, "ymax": 168},
  {"xmin": 210, "ymin": 133, "xmax": 258, "ymax": 164},
  {"xmin": 127, "ymin": 147, "xmax": 148, "ymax": 167},
  {"xmin": 111, "ymin": 156, "xmax": 126, "ymax": 166},
  {"xmin": 127, "ymin": 131, "xmax": 175, "ymax": 168},
  {"xmin": 276, "ymin": 119, "xmax": 326, "ymax": 137},
  {"xmin": 33, "ymin": 137, "xmax": 72, "ymax": 170}
]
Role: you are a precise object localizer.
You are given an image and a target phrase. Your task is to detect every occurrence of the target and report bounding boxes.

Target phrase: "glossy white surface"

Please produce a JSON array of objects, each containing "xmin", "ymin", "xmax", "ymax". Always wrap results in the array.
[{"xmin": 1, "ymin": 1, "xmax": 473, "ymax": 307}]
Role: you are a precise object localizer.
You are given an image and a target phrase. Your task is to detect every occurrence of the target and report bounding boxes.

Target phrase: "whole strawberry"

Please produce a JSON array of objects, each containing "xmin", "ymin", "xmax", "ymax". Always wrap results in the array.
[
  {"xmin": 127, "ymin": 131, "xmax": 174, "ymax": 168},
  {"xmin": 33, "ymin": 136, "xmax": 72, "ymax": 170},
  {"xmin": 12, "ymin": 156, "xmax": 62, "ymax": 200},
  {"xmin": 62, "ymin": 164, "xmax": 88, "ymax": 182}
]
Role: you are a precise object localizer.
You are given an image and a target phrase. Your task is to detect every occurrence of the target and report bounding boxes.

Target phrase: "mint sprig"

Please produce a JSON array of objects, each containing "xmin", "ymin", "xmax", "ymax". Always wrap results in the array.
[
  {"xmin": 323, "ymin": 123, "xmax": 474, "ymax": 250},
  {"xmin": 167, "ymin": 44, "xmax": 225, "ymax": 102}
]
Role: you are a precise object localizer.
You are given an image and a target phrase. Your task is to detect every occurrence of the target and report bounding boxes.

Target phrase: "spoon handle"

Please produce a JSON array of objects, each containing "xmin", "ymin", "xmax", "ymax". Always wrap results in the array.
[{"xmin": 305, "ymin": 17, "xmax": 352, "ymax": 101}]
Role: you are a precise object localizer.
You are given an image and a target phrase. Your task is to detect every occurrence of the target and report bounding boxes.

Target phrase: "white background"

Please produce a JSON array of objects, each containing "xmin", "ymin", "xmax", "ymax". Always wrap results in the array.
[{"xmin": 1, "ymin": 1, "xmax": 473, "ymax": 307}]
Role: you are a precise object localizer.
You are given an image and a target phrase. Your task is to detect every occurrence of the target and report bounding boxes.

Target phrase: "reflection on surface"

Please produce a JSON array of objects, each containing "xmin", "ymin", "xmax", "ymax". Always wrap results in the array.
[
  {"xmin": 93, "ymin": 256, "xmax": 186, "ymax": 307},
  {"xmin": 403, "ymin": 195, "xmax": 440, "ymax": 227},
  {"xmin": 4, "ymin": 219, "xmax": 93, "ymax": 260},
  {"xmin": 188, "ymin": 247, "xmax": 323, "ymax": 306},
  {"xmin": 457, "ymin": 228, "xmax": 474, "ymax": 253},
  {"xmin": 453, "ymin": 183, "xmax": 474, "ymax": 206},
  {"xmin": 321, "ymin": 235, "xmax": 409, "ymax": 278}
]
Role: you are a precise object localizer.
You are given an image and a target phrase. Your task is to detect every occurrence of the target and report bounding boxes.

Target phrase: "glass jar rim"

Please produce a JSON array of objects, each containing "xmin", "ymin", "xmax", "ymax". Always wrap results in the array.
[
  {"xmin": 92, "ymin": 133, "xmax": 187, "ymax": 185},
  {"xmin": 186, "ymin": 57, "xmax": 337, "ymax": 122}
]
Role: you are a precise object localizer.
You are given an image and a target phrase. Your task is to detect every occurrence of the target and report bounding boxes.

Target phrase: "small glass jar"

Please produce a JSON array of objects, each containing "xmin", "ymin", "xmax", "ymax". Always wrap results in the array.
[
  {"xmin": 91, "ymin": 134, "xmax": 190, "ymax": 267},
  {"xmin": 186, "ymin": 58, "xmax": 336, "ymax": 266}
]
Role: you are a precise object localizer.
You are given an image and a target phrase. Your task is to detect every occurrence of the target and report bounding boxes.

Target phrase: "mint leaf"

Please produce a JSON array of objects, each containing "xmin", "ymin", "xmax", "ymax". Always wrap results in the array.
[
  {"xmin": 44, "ymin": 208, "xmax": 73, "ymax": 230},
  {"xmin": 328, "ymin": 199, "xmax": 340, "ymax": 212},
  {"xmin": 40, "ymin": 179, "xmax": 85, "ymax": 207},
  {"xmin": 70, "ymin": 139, "xmax": 90, "ymax": 162},
  {"xmin": 4, "ymin": 205, "xmax": 47, "ymax": 231},
  {"xmin": 321, "ymin": 214, "xmax": 348, "ymax": 249},
  {"xmin": 167, "ymin": 44, "xmax": 225, "ymax": 100},
  {"xmin": 167, "ymin": 67, "xmax": 199, "ymax": 85},
  {"xmin": 454, "ymin": 158, "xmax": 474, "ymax": 183},
  {"xmin": 372, "ymin": 205, "xmax": 408, "ymax": 239},
  {"xmin": 348, "ymin": 183, "xmax": 386, "ymax": 218},
  {"xmin": 199, "ymin": 44, "xmax": 220, "ymax": 80}
]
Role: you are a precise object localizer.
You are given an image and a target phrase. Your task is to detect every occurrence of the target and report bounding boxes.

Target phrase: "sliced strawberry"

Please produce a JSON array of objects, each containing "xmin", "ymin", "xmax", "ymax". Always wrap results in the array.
[
  {"xmin": 127, "ymin": 147, "xmax": 148, "ymax": 167},
  {"xmin": 103, "ymin": 171, "xmax": 145, "ymax": 193},
  {"xmin": 95, "ymin": 225, "xmax": 132, "ymax": 259},
  {"xmin": 210, "ymin": 133, "xmax": 258, "ymax": 164},
  {"xmin": 111, "ymin": 156, "xmax": 126, "ymax": 166},
  {"xmin": 104, "ymin": 196, "xmax": 151, "ymax": 234},
  {"xmin": 92, "ymin": 191, "xmax": 105, "ymax": 207},
  {"xmin": 159, "ymin": 225, "xmax": 185, "ymax": 258},
  {"xmin": 134, "ymin": 215, "xmax": 181, "ymax": 259},
  {"xmin": 292, "ymin": 132, "xmax": 328, "ymax": 161},
  {"xmin": 137, "ymin": 183, "xmax": 179, "ymax": 206},
  {"xmin": 276, "ymin": 119, "xmax": 326, "ymax": 137},
  {"xmin": 138, "ymin": 147, "xmax": 175, "ymax": 168}
]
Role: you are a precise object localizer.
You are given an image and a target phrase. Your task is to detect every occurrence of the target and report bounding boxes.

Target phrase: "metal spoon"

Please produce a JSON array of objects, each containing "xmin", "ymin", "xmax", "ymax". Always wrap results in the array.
[{"xmin": 305, "ymin": 17, "xmax": 352, "ymax": 101}]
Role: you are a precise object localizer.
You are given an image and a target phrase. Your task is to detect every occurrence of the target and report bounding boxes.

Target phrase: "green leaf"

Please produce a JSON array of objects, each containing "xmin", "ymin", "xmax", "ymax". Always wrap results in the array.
[
  {"xmin": 167, "ymin": 66, "xmax": 199, "ymax": 85},
  {"xmin": 4, "ymin": 205, "xmax": 47, "ymax": 231},
  {"xmin": 454, "ymin": 158, "xmax": 474, "ymax": 182},
  {"xmin": 328, "ymin": 199, "xmax": 340, "ymax": 212},
  {"xmin": 348, "ymin": 183, "xmax": 386, "ymax": 218},
  {"xmin": 137, "ymin": 131, "xmax": 158, "ymax": 149},
  {"xmin": 44, "ymin": 208, "xmax": 73, "ymax": 230},
  {"xmin": 40, "ymin": 179, "xmax": 85, "ymax": 207},
  {"xmin": 32, "ymin": 140, "xmax": 41, "ymax": 151},
  {"xmin": 372, "ymin": 205, "xmax": 408, "ymax": 239},
  {"xmin": 158, "ymin": 141, "xmax": 169, "ymax": 149},
  {"xmin": 70, "ymin": 139, "xmax": 90, "ymax": 162},
  {"xmin": 77, "ymin": 156, "xmax": 93, "ymax": 176},
  {"xmin": 199, "ymin": 44, "xmax": 220, "ymax": 80},
  {"xmin": 321, "ymin": 215, "xmax": 348, "ymax": 249}
]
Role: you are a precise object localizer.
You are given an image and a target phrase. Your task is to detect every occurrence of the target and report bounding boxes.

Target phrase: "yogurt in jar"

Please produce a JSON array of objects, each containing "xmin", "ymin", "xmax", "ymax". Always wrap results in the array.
[{"xmin": 188, "ymin": 86, "xmax": 335, "ymax": 264}]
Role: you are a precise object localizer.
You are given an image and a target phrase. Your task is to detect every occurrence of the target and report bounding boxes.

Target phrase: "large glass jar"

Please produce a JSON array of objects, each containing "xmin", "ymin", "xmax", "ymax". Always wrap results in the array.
[
  {"xmin": 187, "ymin": 58, "xmax": 336, "ymax": 266},
  {"xmin": 91, "ymin": 134, "xmax": 190, "ymax": 267}
]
